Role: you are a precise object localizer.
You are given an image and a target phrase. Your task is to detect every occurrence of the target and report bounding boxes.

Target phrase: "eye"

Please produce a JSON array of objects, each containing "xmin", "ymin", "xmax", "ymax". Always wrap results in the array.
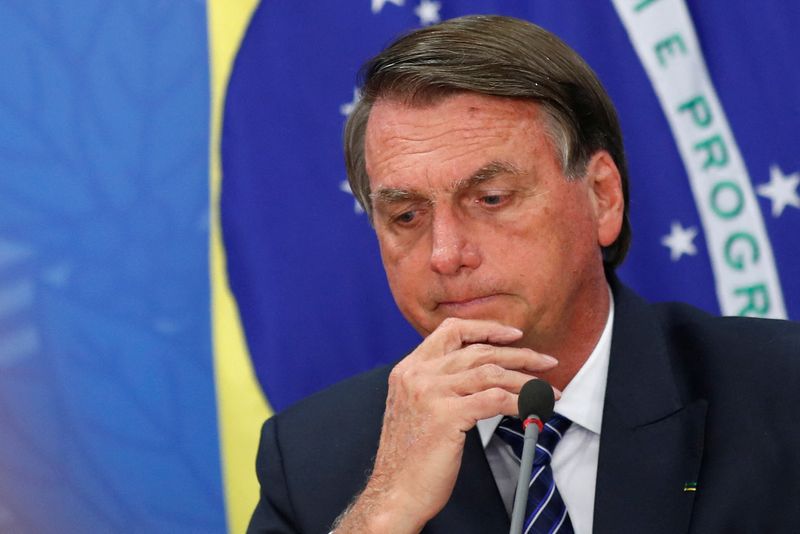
[
  {"xmin": 476, "ymin": 193, "xmax": 511, "ymax": 208},
  {"xmin": 394, "ymin": 210, "xmax": 417, "ymax": 225},
  {"xmin": 480, "ymin": 194, "xmax": 504, "ymax": 206}
]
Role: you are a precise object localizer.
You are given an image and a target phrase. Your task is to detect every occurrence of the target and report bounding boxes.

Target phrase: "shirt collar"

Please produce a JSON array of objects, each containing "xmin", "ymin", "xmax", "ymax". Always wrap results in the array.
[{"xmin": 476, "ymin": 287, "xmax": 614, "ymax": 447}]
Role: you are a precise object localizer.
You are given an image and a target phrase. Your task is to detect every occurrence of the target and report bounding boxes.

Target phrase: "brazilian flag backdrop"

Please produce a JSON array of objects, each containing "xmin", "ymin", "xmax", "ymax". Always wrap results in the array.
[{"xmin": 1, "ymin": 1, "xmax": 797, "ymax": 532}]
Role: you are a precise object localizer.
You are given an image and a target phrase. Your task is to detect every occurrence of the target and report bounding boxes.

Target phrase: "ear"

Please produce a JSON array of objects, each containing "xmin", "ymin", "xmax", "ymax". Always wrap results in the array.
[{"xmin": 585, "ymin": 151, "xmax": 624, "ymax": 247}]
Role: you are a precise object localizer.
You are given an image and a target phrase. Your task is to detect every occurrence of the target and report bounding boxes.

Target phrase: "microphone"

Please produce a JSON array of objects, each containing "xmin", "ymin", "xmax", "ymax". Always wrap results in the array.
[{"xmin": 509, "ymin": 379, "xmax": 555, "ymax": 534}]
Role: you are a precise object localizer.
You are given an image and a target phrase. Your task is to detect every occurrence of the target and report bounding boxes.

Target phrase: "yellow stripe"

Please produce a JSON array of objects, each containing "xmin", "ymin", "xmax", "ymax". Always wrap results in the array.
[{"xmin": 207, "ymin": 2, "xmax": 271, "ymax": 533}]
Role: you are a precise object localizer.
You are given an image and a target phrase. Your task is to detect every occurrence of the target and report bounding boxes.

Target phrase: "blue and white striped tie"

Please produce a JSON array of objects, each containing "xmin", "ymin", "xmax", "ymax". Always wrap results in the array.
[{"xmin": 496, "ymin": 413, "xmax": 574, "ymax": 534}]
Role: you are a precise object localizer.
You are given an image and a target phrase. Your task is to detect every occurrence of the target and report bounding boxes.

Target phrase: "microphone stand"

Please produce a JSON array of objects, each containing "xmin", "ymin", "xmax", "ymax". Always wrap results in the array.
[{"xmin": 509, "ymin": 417, "xmax": 541, "ymax": 534}]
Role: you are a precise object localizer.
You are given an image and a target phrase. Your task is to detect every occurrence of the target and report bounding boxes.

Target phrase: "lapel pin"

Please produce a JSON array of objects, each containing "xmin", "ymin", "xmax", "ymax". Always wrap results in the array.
[{"xmin": 683, "ymin": 481, "xmax": 698, "ymax": 492}]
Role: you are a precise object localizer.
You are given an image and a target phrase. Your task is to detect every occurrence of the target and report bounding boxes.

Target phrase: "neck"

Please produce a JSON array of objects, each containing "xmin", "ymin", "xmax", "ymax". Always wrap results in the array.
[{"xmin": 526, "ymin": 277, "xmax": 611, "ymax": 392}]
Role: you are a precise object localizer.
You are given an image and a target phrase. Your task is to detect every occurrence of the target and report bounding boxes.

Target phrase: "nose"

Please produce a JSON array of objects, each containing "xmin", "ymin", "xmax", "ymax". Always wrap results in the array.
[{"xmin": 429, "ymin": 206, "xmax": 481, "ymax": 275}]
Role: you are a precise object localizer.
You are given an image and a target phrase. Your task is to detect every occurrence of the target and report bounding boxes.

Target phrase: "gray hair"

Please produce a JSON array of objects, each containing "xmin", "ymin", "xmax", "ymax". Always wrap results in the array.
[{"xmin": 344, "ymin": 15, "xmax": 631, "ymax": 268}]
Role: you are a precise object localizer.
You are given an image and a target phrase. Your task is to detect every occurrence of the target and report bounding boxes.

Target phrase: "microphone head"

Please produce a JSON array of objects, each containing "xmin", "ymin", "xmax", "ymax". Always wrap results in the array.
[{"xmin": 517, "ymin": 379, "xmax": 555, "ymax": 421}]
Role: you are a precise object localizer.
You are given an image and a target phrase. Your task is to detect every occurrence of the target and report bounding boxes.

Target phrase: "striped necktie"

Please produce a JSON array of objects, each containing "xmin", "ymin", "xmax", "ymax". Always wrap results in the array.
[{"xmin": 496, "ymin": 413, "xmax": 574, "ymax": 534}]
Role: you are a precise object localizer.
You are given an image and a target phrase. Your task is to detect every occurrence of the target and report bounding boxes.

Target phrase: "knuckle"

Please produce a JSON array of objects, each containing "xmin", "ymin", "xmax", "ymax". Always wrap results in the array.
[
  {"xmin": 388, "ymin": 364, "xmax": 402, "ymax": 381},
  {"xmin": 391, "ymin": 364, "xmax": 428, "ymax": 393},
  {"xmin": 468, "ymin": 343, "xmax": 494, "ymax": 361},
  {"xmin": 480, "ymin": 363, "xmax": 505, "ymax": 381},
  {"xmin": 440, "ymin": 317, "xmax": 459, "ymax": 330},
  {"xmin": 388, "ymin": 364, "xmax": 407, "ymax": 387},
  {"xmin": 439, "ymin": 318, "xmax": 464, "ymax": 345},
  {"xmin": 485, "ymin": 387, "xmax": 508, "ymax": 405},
  {"xmin": 413, "ymin": 375, "xmax": 431, "ymax": 396}
]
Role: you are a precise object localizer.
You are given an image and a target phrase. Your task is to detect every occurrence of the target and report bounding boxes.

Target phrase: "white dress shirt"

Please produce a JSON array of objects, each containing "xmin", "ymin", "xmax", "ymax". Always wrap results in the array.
[{"xmin": 476, "ymin": 292, "xmax": 614, "ymax": 534}]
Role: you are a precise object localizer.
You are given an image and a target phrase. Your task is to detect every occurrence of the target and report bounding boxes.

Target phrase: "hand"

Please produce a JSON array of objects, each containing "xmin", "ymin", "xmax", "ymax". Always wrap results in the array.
[{"xmin": 333, "ymin": 318, "xmax": 560, "ymax": 534}]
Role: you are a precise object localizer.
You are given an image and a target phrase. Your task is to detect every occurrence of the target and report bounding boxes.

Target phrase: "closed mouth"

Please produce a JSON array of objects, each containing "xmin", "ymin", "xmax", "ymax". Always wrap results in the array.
[{"xmin": 437, "ymin": 294, "xmax": 499, "ymax": 309}]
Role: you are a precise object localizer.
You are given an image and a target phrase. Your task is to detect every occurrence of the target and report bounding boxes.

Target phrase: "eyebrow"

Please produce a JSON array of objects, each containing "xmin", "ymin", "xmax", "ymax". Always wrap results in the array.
[
  {"xmin": 453, "ymin": 160, "xmax": 522, "ymax": 191},
  {"xmin": 370, "ymin": 160, "xmax": 522, "ymax": 205}
]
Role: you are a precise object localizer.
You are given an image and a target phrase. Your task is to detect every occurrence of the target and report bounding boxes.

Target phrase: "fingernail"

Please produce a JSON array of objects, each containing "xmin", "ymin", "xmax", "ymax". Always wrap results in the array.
[
  {"xmin": 553, "ymin": 388, "xmax": 563, "ymax": 400},
  {"xmin": 543, "ymin": 355, "xmax": 558, "ymax": 365}
]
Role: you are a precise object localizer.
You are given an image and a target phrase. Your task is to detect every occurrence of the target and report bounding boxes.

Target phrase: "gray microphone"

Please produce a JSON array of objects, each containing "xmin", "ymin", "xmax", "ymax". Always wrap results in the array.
[{"xmin": 509, "ymin": 379, "xmax": 555, "ymax": 534}]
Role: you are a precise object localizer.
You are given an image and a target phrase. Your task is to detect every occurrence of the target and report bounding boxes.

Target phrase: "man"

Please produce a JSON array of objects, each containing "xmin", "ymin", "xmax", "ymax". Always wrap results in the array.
[{"xmin": 248, "ymin": 15, "xmax": 800, "ymax": 533}]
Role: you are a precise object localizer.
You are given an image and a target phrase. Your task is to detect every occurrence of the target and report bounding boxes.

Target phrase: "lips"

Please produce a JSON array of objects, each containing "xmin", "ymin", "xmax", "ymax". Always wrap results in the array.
[{"xmin": 436, "ymin": 294, "xmax": 500, "ymax": 310}]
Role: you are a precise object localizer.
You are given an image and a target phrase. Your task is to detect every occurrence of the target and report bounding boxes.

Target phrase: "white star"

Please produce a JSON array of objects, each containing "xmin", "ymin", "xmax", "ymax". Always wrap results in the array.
[
  {"xmin": 339, "ymin": 87, "xmax": 361, "ymax": 117},
  {"xmin": 372, "ymin": 0, "xmax": 404, "ymax": 14},
  {"xmin": 661, "ymin": 221, "xmax": 698, "ymax": 262},
  {"xmin": 756, "ymin": 164, "xmax": 800, "ymax": 217},
  {"xmin": 340, "ymin": 180, "xmax": 365, "ymax": 214},
  {"xmin": 414, "ymin": 0, "xmax": 441, "ymax": 26}
]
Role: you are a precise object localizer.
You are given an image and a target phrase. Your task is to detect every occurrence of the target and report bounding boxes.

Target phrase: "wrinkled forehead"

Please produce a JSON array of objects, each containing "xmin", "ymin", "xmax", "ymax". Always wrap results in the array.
[
  {"xmin": 363, "ymin": 94, "xmax": 557, "ymax": 208},
  {"xmin": 364, "ymin": 93, "xmax": 544, "ymax": 149},
  {"xmin": 365, "ymin": 94, "xmax": 547, "ymax": 165}
]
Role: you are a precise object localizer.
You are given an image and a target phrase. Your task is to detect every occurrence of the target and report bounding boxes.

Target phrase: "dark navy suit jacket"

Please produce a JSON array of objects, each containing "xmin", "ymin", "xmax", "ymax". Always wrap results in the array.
[{"xmin": 248, "ymin": 280, "xmax": 800, "ymax": 533}]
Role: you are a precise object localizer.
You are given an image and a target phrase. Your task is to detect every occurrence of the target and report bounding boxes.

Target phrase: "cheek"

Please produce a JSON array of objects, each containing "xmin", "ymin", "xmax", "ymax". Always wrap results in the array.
[
  {"xmin": 379, "ymin": 239, "xmax": 426, "ymax": 299},
  {"xmin": 380, "ymin": 239, "xmax": 418, "ymax": 276},
  {"xmin": 382, "ymin": 261, "xmax": 436, "ymax": 335},
  {"xmin": 498, "ymin": 203, "xmax": 593, "ymax": 274},
  {"xmin": 377, "ymin": 224, "xmax": 433, "ymax": 268}
]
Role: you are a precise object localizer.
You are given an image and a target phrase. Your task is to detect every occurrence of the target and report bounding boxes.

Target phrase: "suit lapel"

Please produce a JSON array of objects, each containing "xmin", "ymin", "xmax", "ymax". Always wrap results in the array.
[
  {"xmin": 425, "ymin": 427, "xmax": 509, "ymax": 533},
  {"xmin": 594, "ymin": 280, "xmax": 707, "ymax": 534}
]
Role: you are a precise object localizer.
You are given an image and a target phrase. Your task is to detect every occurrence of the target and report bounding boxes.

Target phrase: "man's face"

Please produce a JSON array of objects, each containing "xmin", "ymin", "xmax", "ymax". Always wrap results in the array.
[{"xmin": 364, "ymin": 93, "xmax": 622, "ymax": 354}]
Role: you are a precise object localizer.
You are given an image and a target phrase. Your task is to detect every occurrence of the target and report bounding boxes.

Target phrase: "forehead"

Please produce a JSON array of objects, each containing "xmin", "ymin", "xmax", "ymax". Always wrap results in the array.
[{"xmin": 364, "ymin": 93, "xmax": 550, "ymax": 189}]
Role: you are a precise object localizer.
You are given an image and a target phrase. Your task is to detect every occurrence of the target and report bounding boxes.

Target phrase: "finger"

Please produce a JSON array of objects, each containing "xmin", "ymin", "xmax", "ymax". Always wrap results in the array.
[
  {"xmin": 442, "ymin": 344, "xmax": 558, "ymax": 374},
  {"xmin": 445, "ymin": 384, "xmax": 563, "ymax": 431},
  {"xmin": 454, "ymin": 388, "xmax": 519, "ymax": 429},
  {"xmin": 425, "ymin": 318, "xmax": 523, "ymax": 356},
  {"xmin": 447, "ymin": 365, "xmax": 533, "ymax": 397}
]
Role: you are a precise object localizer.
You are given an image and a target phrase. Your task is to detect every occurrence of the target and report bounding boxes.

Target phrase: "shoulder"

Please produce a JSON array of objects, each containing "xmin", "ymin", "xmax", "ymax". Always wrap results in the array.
[
  {"xmin": 652, "ymin": 301, "xmax": 800, "ymax": 363},
  {"xmin": 279, "ymin": 363, "xmax": 392, "ymax": 421},
  {"xmin": 611, "ymin": 277, "xmax": 800, "ymax": 384},
  {"xmin": 611, "ymin": 275, "xmax": 799, "ymax": 400},
  {"xmin": 251, "ymin": 364, "xmax": 394, "ymax": 532},
  {"xmin": 267, "ymin": 362, "xmax": 393, "ymax": 449},
  {"xmin": 256, "ymin": 363, "xmax": 395, "ymax": 485},
  {"xmin": 649, "ymin": 301, "xmax": 800, "ymax": 402}
]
